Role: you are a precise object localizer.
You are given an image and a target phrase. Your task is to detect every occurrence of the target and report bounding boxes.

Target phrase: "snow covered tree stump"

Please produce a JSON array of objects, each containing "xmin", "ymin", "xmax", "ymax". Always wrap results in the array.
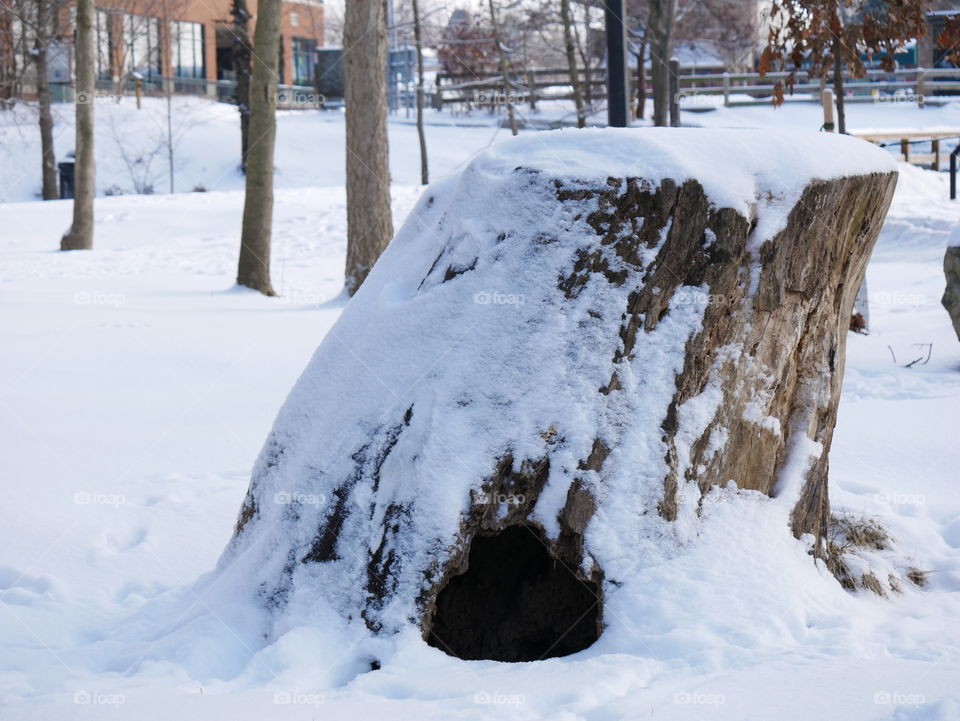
[
  {"xmin": 943, "ymin": 241, "xmax": 960, "ymax": 341},
  {"xmin": 224, "ymin": 129, "xmax": 897, "ymax": 662}
]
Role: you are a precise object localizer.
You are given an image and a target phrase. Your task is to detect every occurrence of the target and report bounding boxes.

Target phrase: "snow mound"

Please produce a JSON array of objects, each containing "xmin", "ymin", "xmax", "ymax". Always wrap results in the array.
[
  {"xmin": 218, "ymin": 127, "xmax": 896, "ymax": 646},
  {"xmin": 472, "ymin": 127, "xmax": 895, "ymax": 216}
]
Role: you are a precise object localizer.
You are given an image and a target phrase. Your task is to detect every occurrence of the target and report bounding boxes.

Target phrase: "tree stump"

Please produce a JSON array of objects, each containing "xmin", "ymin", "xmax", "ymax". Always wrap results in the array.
[
  {"xmin": 223, "ymin": 129, "xmax": 897, "ymax": 662},
  {"xmin": 943, "ymin": 243, "xmax": 960, "ymax": 341}
]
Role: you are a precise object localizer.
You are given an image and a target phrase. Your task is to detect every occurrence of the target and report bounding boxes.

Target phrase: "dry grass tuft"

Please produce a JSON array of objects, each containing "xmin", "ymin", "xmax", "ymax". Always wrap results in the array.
[
  {"xmin": 823, "ymin": 514, "xmax": 897, "ymax": 596},
  {"xmin": 838, "ymin": 515, "xmax": 890, "ymax": 550},
  {"xmin": 860, "ymin": 572, "xmax": 886, "ymax": 596}
]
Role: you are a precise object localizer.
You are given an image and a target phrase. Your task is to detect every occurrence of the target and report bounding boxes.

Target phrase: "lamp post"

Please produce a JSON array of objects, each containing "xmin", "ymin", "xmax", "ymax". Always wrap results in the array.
[{"xmin": 605, "ymin": 0, "xmax": 629, "ymax": 127}]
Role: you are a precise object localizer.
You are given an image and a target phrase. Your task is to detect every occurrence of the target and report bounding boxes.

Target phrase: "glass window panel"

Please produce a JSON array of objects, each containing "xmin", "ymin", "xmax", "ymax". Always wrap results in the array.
[
  {"xmin": 172, "ymin": 21, "xmax": 204, "ymax": 79},
  {"xmin": 292, "ymin": 37, "xmax": 315, "ymax": 85}
]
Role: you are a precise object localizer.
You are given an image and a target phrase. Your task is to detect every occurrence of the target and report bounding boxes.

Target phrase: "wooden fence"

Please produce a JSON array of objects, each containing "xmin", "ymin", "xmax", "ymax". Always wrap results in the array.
[{"xmin": 435, "ymin": 66, "xmax": 960, "ymax": 110}]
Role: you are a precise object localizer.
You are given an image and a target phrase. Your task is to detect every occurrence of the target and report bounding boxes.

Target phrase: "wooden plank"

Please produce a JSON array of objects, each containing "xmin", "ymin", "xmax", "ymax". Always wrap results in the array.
[{"xmin": 852, "ymin": 130, "xmax": 960, "ymax": 140}]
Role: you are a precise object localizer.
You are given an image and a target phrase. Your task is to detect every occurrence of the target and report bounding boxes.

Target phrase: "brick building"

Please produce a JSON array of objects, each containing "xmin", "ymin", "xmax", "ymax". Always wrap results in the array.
[{"xmin": 1, "ymin": 0, "xmax": 324, "ymax": 99}]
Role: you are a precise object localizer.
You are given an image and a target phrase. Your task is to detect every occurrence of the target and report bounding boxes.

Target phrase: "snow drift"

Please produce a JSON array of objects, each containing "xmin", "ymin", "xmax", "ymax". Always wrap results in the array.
[{"xmin": 221, "ymin": 128, "xmax": 897, "ymax": 661}]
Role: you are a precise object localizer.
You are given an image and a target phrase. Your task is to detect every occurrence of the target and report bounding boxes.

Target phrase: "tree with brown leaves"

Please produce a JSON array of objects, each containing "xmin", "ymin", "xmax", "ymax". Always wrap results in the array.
[{"xmin": 760, "ymin": 0, "xmax": 928, "ymax": 134}]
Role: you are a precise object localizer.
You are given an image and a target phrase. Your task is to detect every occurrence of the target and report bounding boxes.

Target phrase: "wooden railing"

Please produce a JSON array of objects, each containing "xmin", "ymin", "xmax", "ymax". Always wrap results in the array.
[
  {"xmin": 852, "ymin": 129, "xmax": 960, "ymax": 171},
  {"xmin": 49, "ymin": 76, "xmax": 320, "ymax": 109},
  {"xmin": 434, "ymin": 66, "xmax": 960, "ymax": 109}
]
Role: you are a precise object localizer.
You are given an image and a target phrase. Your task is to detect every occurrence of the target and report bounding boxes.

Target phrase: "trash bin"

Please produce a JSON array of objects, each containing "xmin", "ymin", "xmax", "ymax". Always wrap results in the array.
[{"xmin": 58, "ymin": 158, "xmax": 75, "ymax": 199}]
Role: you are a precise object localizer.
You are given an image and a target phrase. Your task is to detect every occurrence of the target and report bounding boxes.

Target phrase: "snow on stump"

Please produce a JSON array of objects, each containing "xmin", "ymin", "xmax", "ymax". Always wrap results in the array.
[{"xmin": 224, "ymin": 129, "xmax": 897, "ymax": 662}]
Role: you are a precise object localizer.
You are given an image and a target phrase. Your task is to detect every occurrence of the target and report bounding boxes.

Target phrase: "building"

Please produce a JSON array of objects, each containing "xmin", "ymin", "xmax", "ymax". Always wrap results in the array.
[
  {"xmin": 1, "ymin": 0, "xmax": 324, "ymax": 102},
  {"xmin": 922, "ymin": 5, "xmax": 960, "ymax": 68}
]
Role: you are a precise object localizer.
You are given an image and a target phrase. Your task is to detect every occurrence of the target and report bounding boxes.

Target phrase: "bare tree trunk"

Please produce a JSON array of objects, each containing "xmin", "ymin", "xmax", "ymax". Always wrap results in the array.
[
  {"xmin": 525, "ymin": 66, "xmax": 537, "ymax": 111},
  {"xmin": 343, "ymin": 0, "xmax": 393, "ymax": 294},
  {"xmin": 236, "ymin": 0, "xmax": 281, "ymax": 295},
  {"xmin": 648, "ymin": 0, "xmax": 676, "ymax": 128},
  {"xmin": 61, "ymin": 0, "xmax": 95, "ymax": 250},
  {"xmin": 636, "ymin": 37, "xmax": 647, "ymax": 121},
  {"xmin": 412, "ymin": 0, "xmax": 427, "ymax": 185},
  {"xmin": 165, "ymin": 80, "xmax": 174, "ymax": 192},
  {"xmin": 560, "ymin": 0, "xmax": 585, "ymax": 128},
  {"xmin": 576, "ymin": 5, "xmax": 593, "ymax": 109},
  {"xmin": 487, "ymin": 0, "xmax": 517, "ymax": 136},
  {"xmin": 832, "ymin": 35, "xmax": 846, "ymax": 135},
  {"xmin": 0, "ymin": 12, "xmax": 18, "ymax": 105},
  {"xmin": 232, "ymin": 0, "xmax": 252, "ymax": 171},
  {"xmin": 35, "ymin": 0, "xmax": 58, "ymax": 200}
]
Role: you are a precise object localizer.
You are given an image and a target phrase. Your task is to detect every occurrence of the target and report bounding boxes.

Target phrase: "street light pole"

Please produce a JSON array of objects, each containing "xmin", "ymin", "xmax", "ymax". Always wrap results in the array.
[{"xmin": 605, "ymin": 0, "xmax": 629, "ymax": 127}]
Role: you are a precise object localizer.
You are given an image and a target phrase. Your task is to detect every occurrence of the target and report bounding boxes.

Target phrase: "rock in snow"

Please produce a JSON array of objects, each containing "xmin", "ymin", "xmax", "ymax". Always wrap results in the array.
[{"xmin": 221, "ymin": 128, "xmax": 897, "ymax": 662}]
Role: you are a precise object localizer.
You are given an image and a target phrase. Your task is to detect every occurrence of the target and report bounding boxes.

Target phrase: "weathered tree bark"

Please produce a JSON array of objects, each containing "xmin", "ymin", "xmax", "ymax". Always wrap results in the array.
[
  {"xmin": 60, "ymin": 0, "xmax": 95, "ymax": 250},
  {"xmin": 232, "ymin": 0, "xmax": 252, "ymax": 172},
  {"xmin": 648, "ymin": 0, "xmax": 676, "ymax": 127},
  {"xmin": 34, "ymin": 0, "xmax": 58, "ymax": 200},
  {"xmin": 224, "ymin": 131, "xmax": 896, "ymax": 661},
  {"xmin": 412, "ymin": 0, "xmax": 428, "ymax": 185},
  {"xmin": 343, "ymin": 0, "xmax": 393, "ymax": 294},
  {"xmin": 235, "ymin": 0, "xmax": 281, "ymax": 295},
  {"xmin": 943, "ymin": 245, "xmax": 960, "ymax": 341},
  {"xmin": 487, "ymin": 0, "xmax": 517, "ymax": 136},
  {"xmin": 561, "ymin": 0, "xmax": 586, "ymax": 128}
]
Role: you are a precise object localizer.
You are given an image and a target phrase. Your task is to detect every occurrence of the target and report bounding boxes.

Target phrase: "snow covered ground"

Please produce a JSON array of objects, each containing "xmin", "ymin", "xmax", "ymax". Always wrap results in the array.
[{"xmin": 1, "ymin": 100, "xmax": 960, "ymax": 720}]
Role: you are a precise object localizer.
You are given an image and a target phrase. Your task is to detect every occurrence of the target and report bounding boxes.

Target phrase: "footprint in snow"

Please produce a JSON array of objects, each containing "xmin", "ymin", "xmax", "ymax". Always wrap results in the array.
[
  {"xmin": 0, "ymin": 565, "xmax": 60, "ymax": 605},
  {"xmin": 101, "ymin": 527, "xmax": 148, "ymax": 553}
]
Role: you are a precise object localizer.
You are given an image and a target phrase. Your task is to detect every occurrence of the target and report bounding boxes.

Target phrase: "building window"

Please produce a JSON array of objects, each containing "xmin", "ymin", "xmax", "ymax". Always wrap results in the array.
[
  {"xmin": 171, "ymin": 20, "xmax": 204, "ymax": 79},
  {"xmin": 122, "ymin": 14, "xmax": 161, "ymax": 79},
  {"xmin": 292, "ymin": 37, "xmax": 316, "ymax": 86},
  {"xmin": 289, "ymin": 12, "xmax": 299, "ymax": 27}
]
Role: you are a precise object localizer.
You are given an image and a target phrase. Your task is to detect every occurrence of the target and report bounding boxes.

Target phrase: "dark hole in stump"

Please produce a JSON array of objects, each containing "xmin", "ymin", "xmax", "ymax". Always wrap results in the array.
[{"xmin": 426, "ymin": 525, "xmax": 601, "ymax": 662}]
